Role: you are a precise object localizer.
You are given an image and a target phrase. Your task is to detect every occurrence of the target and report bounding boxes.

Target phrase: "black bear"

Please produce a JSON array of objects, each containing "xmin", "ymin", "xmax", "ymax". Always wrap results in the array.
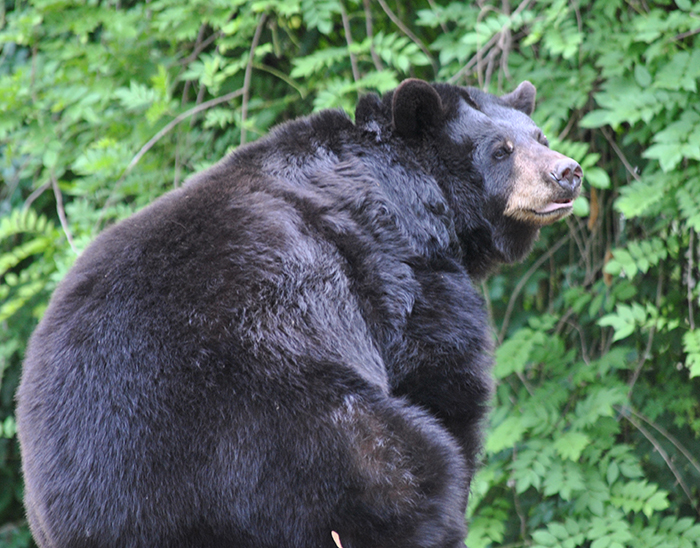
[{"xmin": 17, "ymin": 79, "xmax": 581, "ymax": 548}]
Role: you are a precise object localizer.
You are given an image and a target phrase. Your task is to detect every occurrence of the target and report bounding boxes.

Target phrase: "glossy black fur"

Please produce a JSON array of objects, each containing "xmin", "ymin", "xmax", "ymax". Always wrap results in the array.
[{"xmin": 17, "ymin": 80, "xmax": 577, "ymax": 548}]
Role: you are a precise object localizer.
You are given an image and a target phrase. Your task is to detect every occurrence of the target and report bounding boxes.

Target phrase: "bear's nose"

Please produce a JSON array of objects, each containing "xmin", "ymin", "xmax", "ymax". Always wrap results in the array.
[{"xmin": 551, "ymin": 159, "xmax": 583, "ymax": 193}]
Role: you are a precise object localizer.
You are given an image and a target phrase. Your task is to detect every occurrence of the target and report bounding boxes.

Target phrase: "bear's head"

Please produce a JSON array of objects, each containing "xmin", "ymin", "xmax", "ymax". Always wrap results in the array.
[{"xmin": 379, "ymin": 79, "xmax": 582, "ymax": 278}]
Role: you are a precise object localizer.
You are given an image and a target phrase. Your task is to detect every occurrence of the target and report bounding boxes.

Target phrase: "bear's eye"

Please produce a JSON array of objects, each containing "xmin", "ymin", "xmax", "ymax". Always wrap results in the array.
[
  {"xmin": 493, "ymin": 141, "xmax": 514, "ymax": 160},
  {"xmin": 536, "ymin": 131, "xmax": 549, "ymax": 147}
]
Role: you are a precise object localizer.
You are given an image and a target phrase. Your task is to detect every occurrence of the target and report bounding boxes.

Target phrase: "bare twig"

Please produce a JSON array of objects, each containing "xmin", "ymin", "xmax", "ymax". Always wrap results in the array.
[
  {"xmin": 475, "ymin": 4, "xmax": 497, "ymax": 88},
  {"xmin": 240, "ymin": 13, "xmax": 267, "ymax": 146},
  {"xmin": 175, "ymin": 26, "xmax": 211, "ymax": 187},
  {"xmin": 97, "ymin": 86, "xmax": 246, "ymax": 225},
  {"xmin": 24, "ymin": 181, "xmax": 51, "ymax": 210},
  {"xmin": 253, "ymin": 63, "xmax": 305, "ymax": 97},
  {"xmin": 673, "ymin": 27, "xmax": 700, "ymax": 41},
  {"xmin": 51, "ymin": 173, "xmax": 77, "ymax": 254},
  {"xmin": 628, "ymin": 265, "xmax": 664, "ymax": 397},
  {"xmin": 449, "ymin": 32, "xmax": 500, "ymax": 84},
  {"xmin": 191, "ymin": 80, "xmax": 207, "ymax": 128},
  {"xmin": 497, "ymin": 10, "xmax": 512, "ymax": 88},
  {"xmin": 627, "ymin": 326, "xmax": 655, "ymax": 399},
  {"xmin": 426, "ymin": 0, "xmax": 449, "ymax": 34},
  {"xmin": 688, "ymin": 229, "xmax": 696, "ymax": 330},
  {"xmin": 363, "ymin": 0, "xmax": 384, "ymax": 72},
  {"xmin": 450, "ymin": 0, "xmax": 533, "ymax": 85},
  {"xmin": 30, "ymin": 44, "xmax": 38, "ymax": 103},
  {"xmin": 563, "ymin": 317, "xmax": 591, "ymax": 365},
  {"xmin": 623, "ymin": 406, "xmax": 700, "ymax": 478},
  {"xmin": 498, "ymin": 234, "xmax": 570, "ymax": 344},
  {"xmin": 125, "ymin": 88, "xmax": 245, "ymax": 175},
  {"xmin": 516, "ymin": 371, "xmax": 535, "ymax": 397},
  {"xmin": 362, "ymin": 0, "xmax": 384, "ymax": 72},
  {"xmin": 557, "ymin": 113, "xmax": 578, "ymax": 141},
  {"xmin": 480, "ymin": 280, "xmax": 494, "ymax": 327},
  {"xmin": 601, "ymin": 127, "xmax": 642, "ymax": 182},
  {"xmin": 375, "ymin": 0, "xmax": 437, "ymax": 77},
  {"xmin": 340, "ymin": 3, "xmax": 360, "ymax": 83},
  {"xmin": 179, "ymin": 27, "xmax": 221, "ymax": 66},
  {"xmin": 620, "ymin": 409, "xmax": 699, "ymax": 515},
  {"xmin": 512, "ymin": 482, "xmax": 528, "ymax": 540},
  {"xmin": 565, "ymin": 216, "xmax": 588, "ymax": 275}
]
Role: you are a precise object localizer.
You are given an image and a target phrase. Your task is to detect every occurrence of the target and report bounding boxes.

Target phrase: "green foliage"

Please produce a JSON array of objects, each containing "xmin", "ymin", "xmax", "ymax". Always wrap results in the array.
[{"xmin": 1, "ymin": 0, "xmax": 699, "ymax": 545}]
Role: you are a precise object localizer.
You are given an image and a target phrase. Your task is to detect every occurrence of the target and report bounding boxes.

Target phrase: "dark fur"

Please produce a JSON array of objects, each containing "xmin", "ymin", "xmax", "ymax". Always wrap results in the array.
[{"xmin": 17, "ymin": 80, "xmax": 580, "ymax": 548}]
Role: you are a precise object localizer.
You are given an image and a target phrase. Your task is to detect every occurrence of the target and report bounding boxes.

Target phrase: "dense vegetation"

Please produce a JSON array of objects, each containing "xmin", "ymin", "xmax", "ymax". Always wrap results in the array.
[{"xmin": 1, "ymin": 0, "xmax": 699, "ymax": 546}]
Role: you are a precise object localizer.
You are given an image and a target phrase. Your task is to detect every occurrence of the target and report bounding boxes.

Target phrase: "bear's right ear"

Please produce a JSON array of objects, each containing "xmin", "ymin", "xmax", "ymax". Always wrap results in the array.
[
  {"xmin": 391, "ymin": 79, "xmax": 444, "ymax": 139},
  {"xmin": 501, "ymin": 81, "xmax": 537, "ymax": 116}
]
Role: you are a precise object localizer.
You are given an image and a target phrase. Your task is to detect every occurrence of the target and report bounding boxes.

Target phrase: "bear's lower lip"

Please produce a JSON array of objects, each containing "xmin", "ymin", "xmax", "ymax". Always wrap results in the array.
[{"xmin": 535, "ymin": 200, "xmax": 573, "ymax": 215}]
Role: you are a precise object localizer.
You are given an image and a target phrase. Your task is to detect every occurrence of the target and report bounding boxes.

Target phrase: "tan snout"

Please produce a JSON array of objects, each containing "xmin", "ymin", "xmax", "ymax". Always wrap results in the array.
[{"xmin": 504, "ymin": 144, "xmax": 582, "ymax": 226}]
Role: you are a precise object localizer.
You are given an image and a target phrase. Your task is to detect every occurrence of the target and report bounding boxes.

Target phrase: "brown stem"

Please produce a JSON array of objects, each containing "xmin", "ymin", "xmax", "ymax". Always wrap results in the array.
[
  {"xmin": 340, "ymin": 3, "xmax": 360, "ymax": 82},
  {"xmin": 498, "ymin": 234, "xmax": 570, "ymax": 344},
  {"xmin": 375, "ymin": 0, "xmax": 437, "ymax": 77},
  {"xmin": 621, "ymin": 410, "xmax": 699, "ymax": 515},
  {"xmin": 51, "ymin": 173, "xmax": 76, "ymax": 253},
  {"xmin": 601, "ymin": 127, "xmax": 641, "ymax": 182},
  {"xmin": 240, "ymin": 14, "xmax": 267, "ymax": 146}
]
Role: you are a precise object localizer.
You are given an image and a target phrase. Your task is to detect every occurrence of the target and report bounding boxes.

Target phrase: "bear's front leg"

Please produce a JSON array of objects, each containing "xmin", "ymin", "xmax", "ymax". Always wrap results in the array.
[{"xmin": 388, "ymin": 265, "xmax": 494, "ymax": 476}]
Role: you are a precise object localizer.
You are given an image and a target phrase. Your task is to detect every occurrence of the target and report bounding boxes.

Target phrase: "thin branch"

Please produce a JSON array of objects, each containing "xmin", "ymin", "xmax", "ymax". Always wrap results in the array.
[
  {"xmin": 480, "ymin": 280, "xmax": 494, "ymax": 327},
  {"xmin": 623, "ymin": 406, "xmax": 700, "ymax": 479},
  {"xmin": 340, "ymin": 3, "xmax": 360, "ymax": 83},
  {"xmin": 627, "ymin": 326, "xmax": 655, "ymax": 399},
  {"xmin": 688, "ymin": 229, "xmax": 696, "ymax": 330},
  {"xmin": 125, "ymin": 87, "xmax": 244, "ymax": 175},
  {"xmin": 512, "ymin": 483, "xmax": 528, "ymax": 540},
  {"xmin": 30, "ymin": 44, "xmax": 38, "ymax": 103},
  {"xmin": 363, "ymin": 0, "xmax": 384, "ymax": 72},
  {"xmin": 252, "ymin": 63, "xmax": 305, "ymax": 97},
  {"xmin": 565, "ymin": 216, "xmax": 588, "ymax": 272},
  {"xmin": 175, "ymin": 26, "xmax": 212, "ymax": 187},
  {"xmin": 24, "ymin": 181, "xmax": 51, "ymax": 210},
  {"xmin": 498, "ymin": 234, "xmax": 570, "ymax": 344},
  {"xmin": 557, "ymin": 112, "xmax": 578, "ymax": 141},
  {"xmin": 620, "ymin": 410, "xmax": 699, "ymax": 515},
  {"xmin": 240, "ymin": 13, "xmax": 267, "ymax": 146},
  {"xmin": 673, "ymin": 27, "xmax": 700, "ymax": 41},
  {"xmin": 51, "ymin": 173, "xmax": 77, "ymax": 254},
  {"xmin": 191, "ymin": 79, "xmax": 208, "ymax": 128},
  {"xmin": 450, "ymin": 0, "xmax": 533, "ymax": 85},
  {"xmin": 563, "ymin": 317, "xmax": 591, "ymax": 365},
  {"xmin": 476, "ymin": 4, "xmax": 499, "ymax": 88},
  {"xmin": 449, "ymin": 32, "xmax": 500, "ymax": 84},
  {"xmin": 375, "ymin": 0, "xmax": 437, "ymax": 77},
  {"xmin": 601, "ymin": 127, "xmax": 642, "ymax": 182},
  {"xmin": 96, "ymin": 86, "xmax": 246, "ymax": 225},
  {"xmin": 516, "ymin": 371, "xmax": 535, "ymax": 397},
  {"xmin": 628, "ymin": 265, "xmax": 664, "ymax": 397},
  {"xmin": 426, "ymin": 0, "xmax": 449, "ymax": 34},
  {"xmin": 179, "ymin": 28, "xmax": 221, "ymax": 66}
]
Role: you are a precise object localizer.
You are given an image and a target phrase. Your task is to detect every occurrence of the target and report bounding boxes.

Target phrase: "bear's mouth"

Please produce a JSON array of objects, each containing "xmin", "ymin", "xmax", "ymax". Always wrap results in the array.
[{"xmin": 534, "ymin": 199, "xmax": 574, "ymax": 216}]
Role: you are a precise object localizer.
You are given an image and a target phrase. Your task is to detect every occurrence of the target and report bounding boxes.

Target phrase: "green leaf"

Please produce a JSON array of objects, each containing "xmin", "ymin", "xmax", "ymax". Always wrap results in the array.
[
  {"xmin": 634, "ymin": 65, "xmax": 652, "ymax": 87},
  {"xmin": 682, "ymin": 330, "xmax": 700, "ymax": 378},
  {"xmin": 573, "ymin": 196, "xmax": 590, "ymax": 217},
  {"xmin": 614, "ymin": 172, "xmax": 669, "ymax": 218},
  {"xmin": 532, "ymin": 530, "xmax": 558, "ymax": 547},
  {"xmin": 494, "ymin": 328, "xmax": 546, "ymax": 379},
  {"xmin": 554, "ymin": 432, "xmax": 590, "ymax": 461},
  {"xmin": 485, "ymin": 415, "xmax": 528, "ymax": 453},
  {"xmin": 585, "ymin": 166, "xmax": 611, "ymax": 189}
]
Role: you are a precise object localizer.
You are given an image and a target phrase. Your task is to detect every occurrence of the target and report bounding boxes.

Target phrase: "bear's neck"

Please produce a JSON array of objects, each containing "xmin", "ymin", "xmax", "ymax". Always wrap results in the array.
[{"xmin": 458, "ymin": 215, "xmax": 541, "ymax": 280}]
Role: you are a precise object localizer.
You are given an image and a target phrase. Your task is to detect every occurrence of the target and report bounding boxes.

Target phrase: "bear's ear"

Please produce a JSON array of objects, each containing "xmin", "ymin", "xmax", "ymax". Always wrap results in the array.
[
  {"xmin": 501, "ymin": 81, "xmax": 536, "ymax": 116},
  {"xmin": 391, "ymin": 79, "xmax": 444, "ymax": 139}
]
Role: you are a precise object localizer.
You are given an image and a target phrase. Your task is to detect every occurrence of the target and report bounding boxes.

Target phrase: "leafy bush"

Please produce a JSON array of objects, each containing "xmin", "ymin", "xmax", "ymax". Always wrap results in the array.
[{"xmin": 1, "ymin": 0, "xmax": 699, "ymax": 546}]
